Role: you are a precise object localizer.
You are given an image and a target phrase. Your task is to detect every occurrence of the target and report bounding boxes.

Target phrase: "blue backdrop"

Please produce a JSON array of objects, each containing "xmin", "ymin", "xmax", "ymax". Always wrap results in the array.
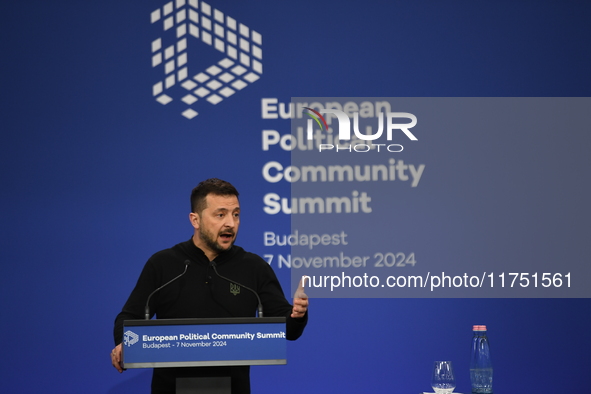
[{"xmin": 1, "ymin": 1, "xmax": 590, "ymax": 393}]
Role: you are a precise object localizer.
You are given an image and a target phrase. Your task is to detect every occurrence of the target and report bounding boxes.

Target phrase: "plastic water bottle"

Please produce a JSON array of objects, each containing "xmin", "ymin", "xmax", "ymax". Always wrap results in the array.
[{"xmin": 470, "ymin": 325, "xmax": 493, "ymax": 393}]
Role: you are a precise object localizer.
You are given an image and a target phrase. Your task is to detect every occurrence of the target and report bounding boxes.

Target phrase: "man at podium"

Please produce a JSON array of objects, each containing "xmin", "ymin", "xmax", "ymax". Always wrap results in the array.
[{"xmin": 111, "ymin": 178, "xmax": 308, "ymax": 393}]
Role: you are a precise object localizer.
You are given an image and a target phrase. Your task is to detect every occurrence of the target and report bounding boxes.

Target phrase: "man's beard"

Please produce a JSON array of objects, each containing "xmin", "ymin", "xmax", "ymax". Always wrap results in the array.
[{"xmin": 200, "ymin": 226, "xmax": 234, "ymax": 254}]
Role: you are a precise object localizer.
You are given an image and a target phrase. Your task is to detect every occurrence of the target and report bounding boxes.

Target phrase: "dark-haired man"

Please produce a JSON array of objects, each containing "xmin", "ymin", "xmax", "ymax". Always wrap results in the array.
[{"xmin": 111, "ymin": 178, "xmax": 308, "ymax": 393}]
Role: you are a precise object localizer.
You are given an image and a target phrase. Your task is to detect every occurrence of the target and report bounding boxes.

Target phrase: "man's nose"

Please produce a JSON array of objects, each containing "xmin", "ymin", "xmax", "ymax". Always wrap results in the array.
[{"xmin": 224, "ymin": 215, "xmax": 236, "ymax": 228}]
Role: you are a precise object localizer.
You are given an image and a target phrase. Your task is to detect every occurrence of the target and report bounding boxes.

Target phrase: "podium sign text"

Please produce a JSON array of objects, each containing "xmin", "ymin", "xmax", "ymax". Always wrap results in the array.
[{"xmin": 122, "ymin": 317, "xmax": 287, "ymax": 368}]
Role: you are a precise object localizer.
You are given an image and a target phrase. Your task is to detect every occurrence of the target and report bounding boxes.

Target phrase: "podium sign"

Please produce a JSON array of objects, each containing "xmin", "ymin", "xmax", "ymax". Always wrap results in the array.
[{"xmin": 122, "ymin": 317, "xmax": 287, "ymax": 369}]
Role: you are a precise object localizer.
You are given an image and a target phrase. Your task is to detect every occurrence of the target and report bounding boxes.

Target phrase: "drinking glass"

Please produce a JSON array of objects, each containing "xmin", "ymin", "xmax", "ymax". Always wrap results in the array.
[{"xmin": 431, "ymin": 361, "xmax": 456, "ymax": 394}]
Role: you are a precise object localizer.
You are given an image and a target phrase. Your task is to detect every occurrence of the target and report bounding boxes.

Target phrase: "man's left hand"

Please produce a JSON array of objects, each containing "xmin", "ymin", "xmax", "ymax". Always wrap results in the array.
[
  {"xmin": 291, "ymin": 296, "xmax": 309, "ymax": 319},
  {"xmin": 291, "ymin": 277, "xmax": 309, "ymax": 318}
]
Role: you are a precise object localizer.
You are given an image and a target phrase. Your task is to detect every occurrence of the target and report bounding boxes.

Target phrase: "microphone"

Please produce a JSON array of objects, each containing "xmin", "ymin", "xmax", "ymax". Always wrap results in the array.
[
  {"xmin": 210, "ymin": 261, "xmax": 264, "ymax": 317},
  {"xmin": 144, "ymin": 260, "xmax": 191, "ymax": 320}
]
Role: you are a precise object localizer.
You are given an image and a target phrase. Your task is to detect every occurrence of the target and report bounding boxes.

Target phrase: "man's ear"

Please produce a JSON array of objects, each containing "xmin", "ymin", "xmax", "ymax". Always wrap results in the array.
[{"xmin": 189, "ymin": 212, "xmax": 200, "ymax": 230}]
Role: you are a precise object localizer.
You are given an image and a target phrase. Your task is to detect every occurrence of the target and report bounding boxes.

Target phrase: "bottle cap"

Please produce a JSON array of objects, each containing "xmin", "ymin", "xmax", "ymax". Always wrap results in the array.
[{"xmin": 473, "ymin": 325, "xmax": 487, "ymax": 331}]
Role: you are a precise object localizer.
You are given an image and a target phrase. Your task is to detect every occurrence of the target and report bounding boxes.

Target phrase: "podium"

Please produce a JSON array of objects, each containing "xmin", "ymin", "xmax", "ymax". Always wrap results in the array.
[{"xmin": 122, "ymin": 317, "xmax": 287, "ymax": 393}]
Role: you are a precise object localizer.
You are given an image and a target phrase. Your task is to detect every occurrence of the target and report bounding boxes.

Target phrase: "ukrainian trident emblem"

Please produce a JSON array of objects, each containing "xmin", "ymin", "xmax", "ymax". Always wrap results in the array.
[{"xmin": 230, "ymin": 283, "xmax": 241, "ymax": 296}]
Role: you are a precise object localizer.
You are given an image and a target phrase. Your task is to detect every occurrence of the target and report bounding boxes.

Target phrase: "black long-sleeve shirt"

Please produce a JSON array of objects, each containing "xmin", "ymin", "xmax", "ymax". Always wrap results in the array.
[{"xmin": 114, "ymin": 238, "xmax": 307, "ymax": 393}]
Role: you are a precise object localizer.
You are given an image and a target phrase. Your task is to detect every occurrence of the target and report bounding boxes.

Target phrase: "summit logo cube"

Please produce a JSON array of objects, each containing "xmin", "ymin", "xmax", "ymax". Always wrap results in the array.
[
  {"xmin": 124, "ymin": 330, "xmax": 139, "ymax": 346},
  {"xmin": 150, "ymin": 0, "xmax": 263, "ymax": 119}
]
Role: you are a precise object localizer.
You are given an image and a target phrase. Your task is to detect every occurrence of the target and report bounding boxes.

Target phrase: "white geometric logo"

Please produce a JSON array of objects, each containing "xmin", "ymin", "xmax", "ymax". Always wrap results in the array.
[
  {"xmin": 150, "ymin": 0, "xmax": 263, "ymax": 119},
  {"xmin": 124, "ymin": 330, "xmax": 139, "ymax": 346}
]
